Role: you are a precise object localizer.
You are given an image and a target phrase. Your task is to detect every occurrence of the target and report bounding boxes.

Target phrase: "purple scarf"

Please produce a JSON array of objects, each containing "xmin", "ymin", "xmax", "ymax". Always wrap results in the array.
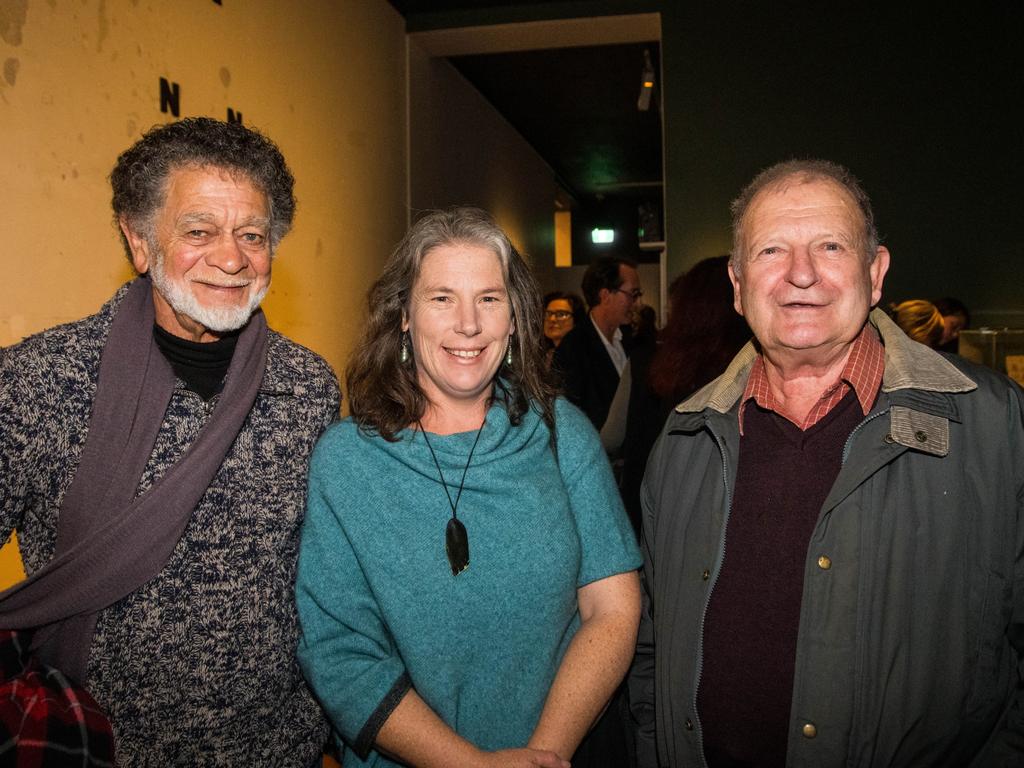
[{"xmin": 0, "ymin": 277, "xmax": 267, "ymax": 683}]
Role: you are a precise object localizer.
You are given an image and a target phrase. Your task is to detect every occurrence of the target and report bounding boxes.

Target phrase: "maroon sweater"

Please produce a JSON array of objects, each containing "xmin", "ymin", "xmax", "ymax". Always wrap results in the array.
[{"xmin": 696, "ymin": 390, "xmax": 863, "ymax": 768}]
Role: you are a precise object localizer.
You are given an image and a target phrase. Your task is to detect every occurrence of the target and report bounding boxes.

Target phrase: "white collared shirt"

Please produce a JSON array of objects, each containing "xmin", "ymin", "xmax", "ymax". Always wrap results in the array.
[{"xmin": 591, "ymin": 315, "xmax": 627, "ymax": 375}]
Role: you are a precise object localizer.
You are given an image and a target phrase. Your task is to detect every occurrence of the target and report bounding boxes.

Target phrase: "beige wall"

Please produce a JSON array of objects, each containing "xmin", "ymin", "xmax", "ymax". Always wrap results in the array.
[
  {"xmin": 0, "ymin": 0, "xmax": 409, "ymax": 587},
  {"xmin": 0, "ymin": 0, "xmax": 407, "ymax": 371}
]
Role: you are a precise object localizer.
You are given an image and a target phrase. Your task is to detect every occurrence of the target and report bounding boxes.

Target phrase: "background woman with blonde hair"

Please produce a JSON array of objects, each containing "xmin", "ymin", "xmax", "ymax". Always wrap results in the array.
[{"xmin": 889, "ymin": 299, "xmax": 944, "ymax": 348}]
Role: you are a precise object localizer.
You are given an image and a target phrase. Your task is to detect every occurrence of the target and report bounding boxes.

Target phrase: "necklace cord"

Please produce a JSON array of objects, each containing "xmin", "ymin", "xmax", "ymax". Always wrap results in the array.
[{"xmin": 417, "ymin": 418, "xmax": 486, "ymax": 522}]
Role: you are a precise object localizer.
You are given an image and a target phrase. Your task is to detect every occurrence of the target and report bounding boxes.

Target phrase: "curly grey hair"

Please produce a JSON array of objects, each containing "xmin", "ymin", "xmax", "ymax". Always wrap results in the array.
[{"xmin": 110, "ymin": 117, "xmax": 296, "ymax": 259}]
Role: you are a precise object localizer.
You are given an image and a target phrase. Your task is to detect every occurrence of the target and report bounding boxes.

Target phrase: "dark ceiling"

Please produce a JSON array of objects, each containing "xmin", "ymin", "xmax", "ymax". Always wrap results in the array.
[
  {"xmin": 387, "ymin": 1, "xmax": 663, "ymax": 212},
  {"xmin": 389, "ymin": 0, "xmax": 593, "ymax": 14},
  {"xmin": 449, "ymin": 43, "xmax": 662, "ymax": 204}
]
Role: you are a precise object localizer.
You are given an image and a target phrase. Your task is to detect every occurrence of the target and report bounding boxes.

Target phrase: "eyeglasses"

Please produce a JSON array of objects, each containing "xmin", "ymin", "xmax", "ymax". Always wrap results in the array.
[
  {"xmin": 544, "ymin": 310, "xmax": 573, "ymax": 320},
  {"xmin": 611, "ymin": 287, "xmax": 644, "ymax": 301}
]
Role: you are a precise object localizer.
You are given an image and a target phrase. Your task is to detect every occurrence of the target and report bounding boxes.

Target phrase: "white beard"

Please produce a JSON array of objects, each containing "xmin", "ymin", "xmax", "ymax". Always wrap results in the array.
[{"xmin": 148, "ymin": 245, "xmax": 268, "ymax": 333}]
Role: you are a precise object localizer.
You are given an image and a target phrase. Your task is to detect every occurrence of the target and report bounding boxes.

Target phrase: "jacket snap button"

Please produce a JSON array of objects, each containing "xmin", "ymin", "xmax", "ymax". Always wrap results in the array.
[
  {"xmin": 915, "ymin": 430, "xmax": 928, "ymax": 442},
  {"xmin": 802, "ymin": 722, "xmax": 817, "ymax": 738},
  {"xmin": 685, "ymin": 718, "xmax": 694, "ymax": 731},
  {"xmin": 701, "ymin": 569, "xmax": 710, "ymax": 581},
  {"xmin": 817, "ymin": 555, "xmax": 832, "ymax": 570}
]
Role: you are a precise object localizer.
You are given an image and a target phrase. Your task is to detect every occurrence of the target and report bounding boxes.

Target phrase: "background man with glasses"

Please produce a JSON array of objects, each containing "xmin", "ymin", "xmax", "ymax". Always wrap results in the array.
[{"xmin": 553, "ymin": 256, "xmax": 642, "ymax": 428}]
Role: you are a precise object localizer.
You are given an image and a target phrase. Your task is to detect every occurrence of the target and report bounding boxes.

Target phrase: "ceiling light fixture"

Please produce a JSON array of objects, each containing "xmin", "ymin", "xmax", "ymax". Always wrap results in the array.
[{"xmin": 637, "ymin": 48, "xmax": 655, "ymax": 112}]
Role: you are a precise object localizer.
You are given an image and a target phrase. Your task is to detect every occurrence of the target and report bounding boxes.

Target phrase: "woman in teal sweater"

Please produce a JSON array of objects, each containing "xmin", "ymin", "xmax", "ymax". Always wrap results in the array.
[{"xmin": 296, "ymin": 208, "xmax": 641, "ymax": 768}]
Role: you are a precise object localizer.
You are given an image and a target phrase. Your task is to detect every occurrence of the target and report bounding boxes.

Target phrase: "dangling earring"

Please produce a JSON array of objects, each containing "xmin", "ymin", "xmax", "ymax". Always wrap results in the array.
[
  {"xmin": 400, "ymin": 332, "xmax": 410, "ymax": 364},
  {"xmin": 505, "ymin": 338, "xmax": 513, "ymax": 367}
]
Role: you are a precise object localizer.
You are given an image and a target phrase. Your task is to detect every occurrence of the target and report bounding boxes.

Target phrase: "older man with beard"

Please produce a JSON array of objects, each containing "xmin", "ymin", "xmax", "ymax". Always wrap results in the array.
[{"xmin": 0, "ymin": 118, "xmax": 339, "ymax": 766}]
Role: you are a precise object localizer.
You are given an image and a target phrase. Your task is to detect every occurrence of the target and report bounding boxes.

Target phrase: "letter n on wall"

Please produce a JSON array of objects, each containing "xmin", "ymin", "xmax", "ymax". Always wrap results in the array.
[{"xmin": 160, "ymin": 77, "xmax": 181, "ymax": 117}]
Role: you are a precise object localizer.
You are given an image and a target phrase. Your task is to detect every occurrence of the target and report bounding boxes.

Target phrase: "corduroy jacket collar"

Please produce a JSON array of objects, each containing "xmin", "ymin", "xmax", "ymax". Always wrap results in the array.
[{"xmin": 676, "ymin": 308, "xmax": 977, "ymax": 416}]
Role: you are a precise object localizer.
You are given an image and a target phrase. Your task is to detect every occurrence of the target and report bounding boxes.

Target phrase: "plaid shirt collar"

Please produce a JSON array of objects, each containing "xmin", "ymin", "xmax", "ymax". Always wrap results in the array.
[{"xmin": 739, "ymin": 323, "xmax": 885, "ymax": 433}]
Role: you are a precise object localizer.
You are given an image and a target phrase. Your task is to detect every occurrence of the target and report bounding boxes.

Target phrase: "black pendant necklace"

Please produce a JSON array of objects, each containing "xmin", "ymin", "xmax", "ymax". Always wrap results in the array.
[{"xmin": 417, "ymin": 418, "xmax": 485, "ymax": 576}]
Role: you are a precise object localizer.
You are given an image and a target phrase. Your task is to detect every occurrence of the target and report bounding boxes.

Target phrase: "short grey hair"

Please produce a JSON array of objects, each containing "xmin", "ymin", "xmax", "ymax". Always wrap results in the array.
[{"xmin": 729, "ymin": 159, "xmax": 880, "ymax": 274}]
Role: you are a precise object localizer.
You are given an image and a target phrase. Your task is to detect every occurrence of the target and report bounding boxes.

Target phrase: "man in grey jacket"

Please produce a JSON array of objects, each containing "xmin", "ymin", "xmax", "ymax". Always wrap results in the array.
[{"xmin": 630, "ymin": 159, "xmax": 1024, "ymax": 767}]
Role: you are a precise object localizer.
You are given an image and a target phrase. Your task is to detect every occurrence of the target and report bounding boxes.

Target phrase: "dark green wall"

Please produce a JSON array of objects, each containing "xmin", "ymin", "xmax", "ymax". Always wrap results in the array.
[
  {"xmin": 403, "ymin": 2, "xmax": 1023, "ymax": 326},
  {"xmin": 659, "ymin": 4, "xmax": 1023, "ymax": 326}
]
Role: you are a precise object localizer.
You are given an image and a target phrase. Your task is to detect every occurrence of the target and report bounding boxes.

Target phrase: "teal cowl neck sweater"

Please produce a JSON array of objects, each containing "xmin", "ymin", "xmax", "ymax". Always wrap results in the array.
[{"xmin": 296, "ymin": 397, "xmax": 640, "ymax": 766}]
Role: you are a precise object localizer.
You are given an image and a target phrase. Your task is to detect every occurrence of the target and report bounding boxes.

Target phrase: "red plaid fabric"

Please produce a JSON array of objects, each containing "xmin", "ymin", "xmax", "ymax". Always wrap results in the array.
[
  {"xmin": 0, "ymin": 630, "xmax": 114, "ymax": 767},
  {"xmin": 739, "ymin": 324, "xmax": 884, "ymax": 432}
]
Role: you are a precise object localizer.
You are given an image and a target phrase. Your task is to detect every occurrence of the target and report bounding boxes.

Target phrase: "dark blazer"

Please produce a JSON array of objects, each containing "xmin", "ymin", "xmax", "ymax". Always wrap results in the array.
[{"xmin": 552, "ymin": 317, "xmax": 632, "ymax": 428}]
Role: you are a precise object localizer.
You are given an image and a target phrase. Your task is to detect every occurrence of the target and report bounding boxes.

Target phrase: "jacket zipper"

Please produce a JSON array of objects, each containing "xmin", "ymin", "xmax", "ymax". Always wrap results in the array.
[{"xmin": 841, "ymin": 408, "xmax": 888, "ymax": 464}]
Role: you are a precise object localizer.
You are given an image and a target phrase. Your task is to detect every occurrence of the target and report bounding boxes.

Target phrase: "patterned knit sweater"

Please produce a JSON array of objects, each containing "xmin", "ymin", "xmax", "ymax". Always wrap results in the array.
[{"xmin": 0, "ymin": 283, "xmax": 340, "ymax": 766}]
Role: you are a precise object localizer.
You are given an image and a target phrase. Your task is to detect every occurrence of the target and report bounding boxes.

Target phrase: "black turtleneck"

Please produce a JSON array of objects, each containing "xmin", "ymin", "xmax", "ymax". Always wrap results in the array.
[{"xmin": 153, "ymin": 324, "xmax": 238, "ymax": 401}]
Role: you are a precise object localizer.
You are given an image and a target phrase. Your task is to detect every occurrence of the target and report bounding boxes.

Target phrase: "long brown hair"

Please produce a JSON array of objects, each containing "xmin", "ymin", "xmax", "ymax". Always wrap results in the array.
[
  {"xmin": 346, "ymin": 207, "xmax": 557, "ymax": 441},
  {"xmin": 649, "ymin": 255, "xmax": 751, "ymax": 402}
]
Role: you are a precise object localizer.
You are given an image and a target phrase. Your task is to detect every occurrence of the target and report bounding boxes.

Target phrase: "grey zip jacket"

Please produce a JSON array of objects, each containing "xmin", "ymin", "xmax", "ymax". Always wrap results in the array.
[{"xmin": 630, "ymin": 309, "xmax": 1024, "ymax": 767}]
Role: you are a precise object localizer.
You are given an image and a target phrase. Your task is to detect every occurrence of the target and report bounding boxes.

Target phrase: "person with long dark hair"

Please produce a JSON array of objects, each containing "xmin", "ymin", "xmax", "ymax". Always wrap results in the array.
[{"xmin": 602, "ymin": 255, "xmax": 750, "ymax": 530}]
